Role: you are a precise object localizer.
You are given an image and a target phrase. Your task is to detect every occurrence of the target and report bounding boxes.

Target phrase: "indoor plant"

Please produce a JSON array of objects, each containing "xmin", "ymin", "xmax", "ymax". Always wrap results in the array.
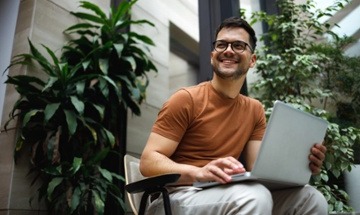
[{"xmin": 4, "ymin": 1, "xmax": 157, "ymax": 214}]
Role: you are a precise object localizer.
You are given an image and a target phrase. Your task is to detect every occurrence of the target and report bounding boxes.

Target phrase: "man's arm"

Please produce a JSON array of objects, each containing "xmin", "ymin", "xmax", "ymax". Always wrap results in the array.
[
  {"xmin": 140, "ymin": 132, "xmax": 246, "ymax": 185},
  {"xmin": 242, "ymin": 140, "xmax": 262, "ymax": 171},
  {"xmin": 140, "ymin": 132, "xmax": 199, "ymax": 184}
]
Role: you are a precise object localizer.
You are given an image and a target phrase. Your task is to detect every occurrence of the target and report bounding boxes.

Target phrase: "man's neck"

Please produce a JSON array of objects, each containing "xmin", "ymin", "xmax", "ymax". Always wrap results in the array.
[{"xmin": 210, "ymin": 75, "xmax": 246, "ymax": 99}]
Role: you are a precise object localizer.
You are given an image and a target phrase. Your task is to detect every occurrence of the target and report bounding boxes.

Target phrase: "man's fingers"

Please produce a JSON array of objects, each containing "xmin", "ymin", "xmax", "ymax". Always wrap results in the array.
[
  {"xmin": 309, "ymin": 143, "xmax": 327, "ymax": 175},
  {"xmin": 309, "ymin": 162, "xmax": 321, "ymax": 175},
  {"xmin": 198, "ymin": 157, "xmax": 246, "ymax": 183},
  {"xmin": 311, "ymin": 144, "xmax": 326, "ymax": 161},
  {"xmin": 215, "ymin": 157, "xmax": 244, "ymax": 170}
]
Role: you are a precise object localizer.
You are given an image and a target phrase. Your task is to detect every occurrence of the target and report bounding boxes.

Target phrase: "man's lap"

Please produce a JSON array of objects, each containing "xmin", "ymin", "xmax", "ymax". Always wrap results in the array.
[{"xmin": 147, "ymin": 183, "xmax": 327, "ymax": 215}]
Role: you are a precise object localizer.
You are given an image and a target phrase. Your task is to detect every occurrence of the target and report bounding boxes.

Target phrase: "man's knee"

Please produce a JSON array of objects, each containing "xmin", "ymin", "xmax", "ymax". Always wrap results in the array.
[
  {"xmin": 302, "ymin": 185, "xmax": 328, "ymax": 213},
  {"xmin": 230, "ymin": 183, "xmax": 273, "ymax": 213},
  {"xmin": 246, "ymin": 184, "xmax": 273, "ymax": 210}
]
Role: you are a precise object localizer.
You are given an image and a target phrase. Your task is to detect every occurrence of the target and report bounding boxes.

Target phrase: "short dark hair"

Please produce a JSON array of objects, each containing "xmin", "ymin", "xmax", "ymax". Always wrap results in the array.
[{"xmin": 215, "ymin": 17, "xmax": 257, "ymax": 52}]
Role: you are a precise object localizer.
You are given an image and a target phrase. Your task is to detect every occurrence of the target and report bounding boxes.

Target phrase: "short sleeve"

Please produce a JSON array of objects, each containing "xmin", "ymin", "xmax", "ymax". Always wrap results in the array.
[{"xmin": 152, "ymin": 89, "xmax": 194, "ymax": 142}]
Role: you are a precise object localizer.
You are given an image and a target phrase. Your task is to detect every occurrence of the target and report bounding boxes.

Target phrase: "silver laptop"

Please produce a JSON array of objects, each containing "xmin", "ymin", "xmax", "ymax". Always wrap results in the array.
[{"xmin": 193, "ymin": 100, "xmax": 329, "ymax": 190}]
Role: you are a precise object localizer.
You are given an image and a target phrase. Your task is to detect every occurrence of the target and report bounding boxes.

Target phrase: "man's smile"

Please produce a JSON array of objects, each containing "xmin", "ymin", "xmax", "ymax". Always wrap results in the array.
[{"xmin": 219, "ymin": 58, "xmax": 239, "ymax": 66}]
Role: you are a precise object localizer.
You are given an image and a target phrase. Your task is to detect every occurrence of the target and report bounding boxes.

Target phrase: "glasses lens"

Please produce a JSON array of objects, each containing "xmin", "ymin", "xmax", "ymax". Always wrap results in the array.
[
  {"xmin": 231, "ymin": 41, "xmax": 246, "ymax": 52},
  {"xmin": 214, "ymin": 41, "xmax": 228, "ymax": 52},
  {"xmin": 213, "ymin": 40, "xmax": 248, "ymax": 53}
]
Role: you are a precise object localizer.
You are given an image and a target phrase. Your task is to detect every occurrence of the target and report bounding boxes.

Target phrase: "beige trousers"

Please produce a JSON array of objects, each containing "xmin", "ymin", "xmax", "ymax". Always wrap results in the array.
[{"xmin": 147, "ymin": 183, "xmax": 328, "ymax": 215}]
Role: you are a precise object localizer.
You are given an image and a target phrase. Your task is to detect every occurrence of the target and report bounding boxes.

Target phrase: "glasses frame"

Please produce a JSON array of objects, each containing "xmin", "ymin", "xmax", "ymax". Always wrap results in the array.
[{"xmin": 212, "ymin": 40, "xmax": 253, "ymax": 53}]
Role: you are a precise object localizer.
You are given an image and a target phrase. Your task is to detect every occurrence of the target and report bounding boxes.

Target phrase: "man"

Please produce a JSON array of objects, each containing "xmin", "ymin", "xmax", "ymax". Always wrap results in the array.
[{"xmin": 140, "ymin": 17, "xmax": 328, "ymax": 214}]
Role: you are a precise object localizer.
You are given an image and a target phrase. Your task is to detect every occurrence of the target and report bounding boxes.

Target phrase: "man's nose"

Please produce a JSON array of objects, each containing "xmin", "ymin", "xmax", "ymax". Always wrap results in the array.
[
  {"xmin": 224, "ymin": 43, "xmax": 235, "ymax": 52},
  {"xmin": 224, "ymin": 43, "xmax": 234, "ymax": 52}
]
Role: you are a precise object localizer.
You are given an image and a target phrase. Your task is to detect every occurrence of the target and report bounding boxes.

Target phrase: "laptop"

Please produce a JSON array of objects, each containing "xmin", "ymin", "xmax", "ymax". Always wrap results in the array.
[{"xmin": 193, "ymin": 100, "xmax": 329, "ymax": 190}]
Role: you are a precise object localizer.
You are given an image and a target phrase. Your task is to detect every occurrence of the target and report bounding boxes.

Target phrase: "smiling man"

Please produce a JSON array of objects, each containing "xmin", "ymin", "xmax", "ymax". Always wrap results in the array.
[{"xmin": 140, "ymin": 17, "xmax": 328, "ymax": 214}]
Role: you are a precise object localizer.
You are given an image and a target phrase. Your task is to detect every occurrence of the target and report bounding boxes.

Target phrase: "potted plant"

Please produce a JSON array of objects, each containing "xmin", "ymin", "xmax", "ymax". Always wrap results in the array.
[
  {"xmin": 248, "ymin": 0, "xmax": 360, "ymax": 212},
  {"xmin": 4, "ymin": 1, "xmax": 157, "ymax": 214}
]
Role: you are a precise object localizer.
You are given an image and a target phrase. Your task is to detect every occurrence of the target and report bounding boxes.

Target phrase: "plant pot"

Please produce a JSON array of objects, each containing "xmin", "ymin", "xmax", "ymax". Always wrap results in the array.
[{"xmin": 344, "ymin": 164, "xmax": 360, "ymax": 213}]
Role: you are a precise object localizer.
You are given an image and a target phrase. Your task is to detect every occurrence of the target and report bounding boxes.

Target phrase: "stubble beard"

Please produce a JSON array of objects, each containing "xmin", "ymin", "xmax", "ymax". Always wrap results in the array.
[{"xmin": 212, "ymin": 65, "xmax": 247, "ymax": 80}]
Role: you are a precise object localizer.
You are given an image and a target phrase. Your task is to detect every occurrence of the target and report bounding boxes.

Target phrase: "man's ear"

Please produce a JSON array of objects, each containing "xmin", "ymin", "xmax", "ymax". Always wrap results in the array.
[{"xmin": 249, "ymin": 54, "xmax": 257, "ymax": 68}]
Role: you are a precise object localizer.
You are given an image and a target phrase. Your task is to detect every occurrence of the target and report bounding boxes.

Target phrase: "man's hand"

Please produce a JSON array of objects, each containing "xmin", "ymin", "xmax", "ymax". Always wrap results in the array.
[
  {"xmin": 309, "ymin": 143, "xmax": 327, "ymax": 175},
  {"xmin": 195, "ymin": 156, "xmax": 246, "ymax": 184}
]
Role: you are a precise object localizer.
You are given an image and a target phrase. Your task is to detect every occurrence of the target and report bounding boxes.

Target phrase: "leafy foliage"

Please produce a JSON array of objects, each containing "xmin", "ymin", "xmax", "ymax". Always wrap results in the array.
[
  {"xmin": 249, "ymin": 0, "xmax": 360, "ymax": 212},
  {"xmin": 4, "ymin": 1, "xmax": 157, "ymax": 214},
  {"xmin": 310, "ymin": 37, "xmax": 360, "ymax": 127}
]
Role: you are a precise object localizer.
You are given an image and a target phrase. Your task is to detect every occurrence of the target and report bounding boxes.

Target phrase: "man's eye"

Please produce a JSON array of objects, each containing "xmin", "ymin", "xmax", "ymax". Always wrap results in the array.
[
  {"xmin": 233, "ymin": 42, "xmax": 245, "ymax": 50},
  {"xmin": 216, "ymin": 43, "xmax": 227, "ymax": 48}
]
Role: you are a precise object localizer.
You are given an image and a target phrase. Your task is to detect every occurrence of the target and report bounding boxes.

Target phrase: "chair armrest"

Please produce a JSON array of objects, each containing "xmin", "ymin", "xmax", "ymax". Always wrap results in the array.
[{"xmin": 125, "ymin": 173, "xmax": 181, "ymax": 194}]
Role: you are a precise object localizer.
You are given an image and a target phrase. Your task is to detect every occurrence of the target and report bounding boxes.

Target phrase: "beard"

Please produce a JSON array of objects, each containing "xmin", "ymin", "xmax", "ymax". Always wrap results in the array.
[{"xmin": 212, "ymin": 64, "xmax": 247, "ymax": 80}]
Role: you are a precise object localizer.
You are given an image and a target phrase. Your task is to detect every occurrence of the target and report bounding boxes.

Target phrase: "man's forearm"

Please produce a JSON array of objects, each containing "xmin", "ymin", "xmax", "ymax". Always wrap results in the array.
[{"xmin": 140, "ymin": 152, "xmax": 200, "ymax": 185}]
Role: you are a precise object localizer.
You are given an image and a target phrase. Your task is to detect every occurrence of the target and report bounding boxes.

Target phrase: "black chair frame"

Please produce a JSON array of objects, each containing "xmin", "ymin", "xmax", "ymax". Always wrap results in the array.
[{"xmin": 125, "ymin": 173, "xmax": 181, "ymax": 215}]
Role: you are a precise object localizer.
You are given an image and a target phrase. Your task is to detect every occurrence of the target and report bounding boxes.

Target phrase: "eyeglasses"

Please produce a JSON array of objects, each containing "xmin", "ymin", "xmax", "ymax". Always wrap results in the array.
[{"xmin": 212, "ymin": 40, "xmax": 253, "ymax": 53}]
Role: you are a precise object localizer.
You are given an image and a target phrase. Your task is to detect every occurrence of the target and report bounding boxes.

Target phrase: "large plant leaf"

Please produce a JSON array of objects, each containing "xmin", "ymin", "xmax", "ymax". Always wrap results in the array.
[
  {"xmin": 70, "ymin": 96, "xmax": 84, "ymax": 114},
  {"xmin": 110, "ymin": 172, "xmax": 125, "ymax": 181},
  {"xmin": 103, "ymin": 128, "xmax": 115, "ymax": 147},
  {"xmin": 64, "ymin": 23, "xmax": 99, "ymax": 32},
  {"xmin": 59, "ymin": 63, "xmax": 70, "ymax": 81},
  {"xmin": 92, "ymin": 190, "xmax": 105, "ymax": 215},
  {"xmin": 79, "ymin": 1, "xmax": 107, "ymax": 20},
  {"xmin": 70, "ymin": 12, "xmax": 105, "ymax": 24},
  {"xmin": 47, "ymin": 177, "xmax": 64, "ymax": 201},
  {"xmin": 43, "ymin": 77, "xmax": 58, "ymax": 92},
  {"xmin": 91, "ymin": 103, "xmax": 105, "ymax": 120},
  {"xmin": 112, "ymin": 0, "xmax": 135, "ymax": 22},
  {"xmin": 123, "ymin": 56, "xmax": 136, "ymax": 71},
  {"xmin": 64, "ymin": 109, "xmax": 78, "ymax": 135},
  {"xmin": 44, "ymin": 103, "xmax": 60, "ymax": 122},
  {"xmin": 22, "ymin": 109, "xmax": 42, "ymax": 127},
  {"xmin": 99, "ymin": 58, "xmax": 109, "ymax": 75},
  {"xmin": 41, "ymin": 44, "xmax": 60, "ymax": 75},
  {"xmin": 113, "ymin": 43, "xmax": 124, "ymax": 58},
  {"xmin": 128, "ymin": 32, "xmax": 155, "ymax": 45},
  {"xmin": 5, "ymin": 75, "xmax": 45, "ymax": 93},
  {"xmin": 70, "ymin": 157, "xmax": 82, "ymax": 175},
  {"xmin": 27, "ymin": 40, "xmax": 55, "ymax": 75},
  {"xmin": 75, "ymin": 81, "xmax": 86, "ymax": 96},
  {"xmin": 98, "ymin": 167, "xmax": 112, "ymax": 182},
  {"xmin": 81, "ymin": 118, "xmax": 98, "ymax": 143},
  {"xmin": 70, "ymin": 186, "xmax": 81, "ymax": 213}
]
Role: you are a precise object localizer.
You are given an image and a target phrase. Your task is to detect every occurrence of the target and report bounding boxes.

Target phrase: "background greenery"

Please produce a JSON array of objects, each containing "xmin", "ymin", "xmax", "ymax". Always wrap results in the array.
[
  {"xmin": 248, "ymin": 0, "xmax": 360, "ymax": 212},
  {"xmin": 4, "ymin": 1, "xmax": 156, "ymax": 214}
]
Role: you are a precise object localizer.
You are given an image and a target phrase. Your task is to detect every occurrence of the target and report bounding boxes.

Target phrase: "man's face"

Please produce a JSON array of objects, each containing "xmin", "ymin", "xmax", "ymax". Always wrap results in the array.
[{"xmin": 211, "ymin": 27, "xmax": 256, "ymax": 80}]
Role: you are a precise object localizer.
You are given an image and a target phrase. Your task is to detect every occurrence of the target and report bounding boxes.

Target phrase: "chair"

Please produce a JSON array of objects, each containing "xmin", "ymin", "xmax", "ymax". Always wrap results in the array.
[{"xmin": 124, "ymin": 154, "xmax": 181, "ymax": 215}]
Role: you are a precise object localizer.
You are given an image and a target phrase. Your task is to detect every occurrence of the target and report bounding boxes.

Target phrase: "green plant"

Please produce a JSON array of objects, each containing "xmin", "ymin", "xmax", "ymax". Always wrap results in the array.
[
  {"xmin": 310, "ymin": 37, "xmax": 360, "ymax": 127},
  {"xmin": 249, "ymin": 0, "xmax": 360, "ymax": 212},
  {"xmin": 311, "ymin": 37, "xmax": 360, "ymax": 166},
  {"xmin": 4, "ymin": 1, "xmax": 157, "ymax": 214}
]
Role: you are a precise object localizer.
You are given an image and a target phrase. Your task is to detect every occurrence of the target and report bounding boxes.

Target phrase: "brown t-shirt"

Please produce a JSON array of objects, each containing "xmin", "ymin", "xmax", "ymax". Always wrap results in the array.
[{"xmin": 152, "ymin": 81, "xmax": 266, "ymax": 167}]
